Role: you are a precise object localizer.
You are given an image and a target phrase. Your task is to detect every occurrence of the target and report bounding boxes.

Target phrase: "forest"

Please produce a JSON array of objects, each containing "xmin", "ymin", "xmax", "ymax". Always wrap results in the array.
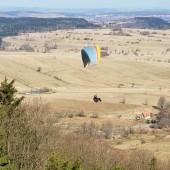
[{"xmin": 0, "ymin": 17, "xmax": 99, "ymax": 37}]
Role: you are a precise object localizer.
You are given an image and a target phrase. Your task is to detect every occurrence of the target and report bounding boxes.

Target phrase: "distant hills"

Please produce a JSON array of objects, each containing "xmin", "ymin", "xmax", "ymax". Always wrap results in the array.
[
  {"xmin": 0, "ymin": 8, "xmax": 169, "ymax": 38},
  {"xmin": 0, "ymin": 11, "xmax": 65, "ymax": 18},
  {"xmin": 132, "ymin": 17, "xmax": 170, "ymax": 29},
  {"xmin": 0, "ymin": 8, "xmax": 170, "ymax": 21},
  {"xmin": 108, "ymin": 17, "xmax": 170, "ymax": 29}
]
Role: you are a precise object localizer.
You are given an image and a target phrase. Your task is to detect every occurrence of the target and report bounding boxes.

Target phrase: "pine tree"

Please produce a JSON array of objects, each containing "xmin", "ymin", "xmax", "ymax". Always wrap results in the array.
[
  {"xmin": 0, "ymin": 77, "xmax": 24, "ymax": 110},
  {"xmin": 0, "ymin": 77, "xmax": 24, "ymax": 169},
  {"xmin": 46, "ymin": 154, "xmax": 84, "ymax": 170}
]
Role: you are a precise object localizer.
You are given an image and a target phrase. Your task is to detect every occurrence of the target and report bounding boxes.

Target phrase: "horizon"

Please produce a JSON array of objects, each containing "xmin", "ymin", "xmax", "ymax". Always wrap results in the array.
[
  {"xmin": 0, "ymin": 0, "xmax": 170, "ymax": 10},
  {"xmin": 0, "ymin": 7, "xmax": 170, "ymax": 12}
]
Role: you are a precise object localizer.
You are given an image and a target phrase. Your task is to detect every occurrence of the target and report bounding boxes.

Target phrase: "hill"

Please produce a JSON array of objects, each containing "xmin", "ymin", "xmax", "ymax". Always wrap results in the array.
[
  {"xmin": 129, "ymin": 17, "xmax": 170, "ymax": 29},
  {"xmin": 109, "ymin": 17, "xmax": 170, "ymax": 29},
  {"xmin": 0, "ymin": 17, "xmax": 99, "ymax": 37},
  {"xmin": 0, "ymin": 28, "xmax": 170, "ymax": 105},
  {"xmin": 0, "ymin": 28, "xmax": 170, "ymax": 165}
]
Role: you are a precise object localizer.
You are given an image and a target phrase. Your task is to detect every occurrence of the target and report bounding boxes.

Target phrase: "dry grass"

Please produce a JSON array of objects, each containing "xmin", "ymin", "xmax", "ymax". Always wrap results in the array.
[{"xmin": 0, "ymin": 28, "xmax": 170, "ymax": 160}]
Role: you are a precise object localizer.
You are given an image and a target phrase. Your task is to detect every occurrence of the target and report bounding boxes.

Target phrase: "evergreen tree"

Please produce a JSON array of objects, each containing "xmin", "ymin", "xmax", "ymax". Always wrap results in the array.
[
  {"xmin": 0, "ymin": 77, "xmax": 24, "ymax": 169},
  {"xmin": 0, "ymin": 77, "xmax": 24, "ymax": 110},
  {"xmin": 46, "ymin": 154, "xmax": 84, "ymax": 170}
]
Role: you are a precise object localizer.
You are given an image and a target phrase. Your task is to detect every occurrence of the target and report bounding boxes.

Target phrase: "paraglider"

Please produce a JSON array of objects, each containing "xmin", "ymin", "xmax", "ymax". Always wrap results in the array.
[
  {"xmin": 81, "ymin": 45, "xmax": 101, "ymax": 67},
  {"xmin": 93, "ymin": 94, "xmax": 102, "ymax": 103}
]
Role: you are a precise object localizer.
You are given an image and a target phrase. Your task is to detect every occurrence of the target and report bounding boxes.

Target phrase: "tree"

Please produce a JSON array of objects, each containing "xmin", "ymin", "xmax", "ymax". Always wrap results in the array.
[
  {"xmin": 0, "ymin": 77, "xmax": 23, "ymax": 169},
  {"xmin": 0, "ymin": 77, "xmax": 24, "ymax": 109},
  {"xmin": 46, "ymin": 154, "xmax": 84, "ymax": 170},
  {"xmin": 157, "ymin": 96, "xmax": 166, "ymax": 111},
  {"xmin": 152, "ymin": 96, "xmax": 170, "ymax": 128},
  {"xmin": 149, "ymin": 157, "xmax": 158, "ymax": 170}
]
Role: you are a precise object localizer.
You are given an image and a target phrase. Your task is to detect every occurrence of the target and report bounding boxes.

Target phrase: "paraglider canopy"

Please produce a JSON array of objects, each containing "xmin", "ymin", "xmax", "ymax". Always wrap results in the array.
[{"xmin": 81, "ymin": 45, "xmax": 101, "ymax": 67}]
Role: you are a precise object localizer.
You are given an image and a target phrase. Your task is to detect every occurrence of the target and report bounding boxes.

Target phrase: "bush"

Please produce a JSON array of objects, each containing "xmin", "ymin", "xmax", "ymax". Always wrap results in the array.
[
  {"xmin": 120, "ymin": 97, "xmax": 126, "ymax": 104},
  {"xmin": 129, "ymin": 150, "xmax": 160, "ymax": 170},
  {"xmin": 166, "ymin": 48, "xmax": 170, "ymax": 53},
  {"xmin": 52, "ymin": 133, "xmax": 125, "ymax": 170},
  {"xmin": 101, "ymin": 121, "xmax": 113, "ymax": 139},
  {"xmin": 36, "ymin": 66, "xmax": 42, "ymax": 72},
  {"xmin": 91, "ymin": 113, "xmax": 99, "ymax": 118},
  {"xmin": 68, "ymin": 113, "xmax": 74, "ymax": 118},
  {"xmin": 140, "ymin": 31, "xmax": 150, "ymax": 36},
  {"xmin": 39, "ymin": 87, "xmax": 51, "ymax": 93},
  {"xmin": 84, "ymin": 37, "xmax": 90, "ymax": 40},
  {"xmin": 101, "ymin": 47, "xmax": 108, "ymax": 50},
  {"xmin": 19, "ymin": 44, "xmax": 34, "ymax": 52},
  {"xmin": 115, "ymin": 139, "xmax": 123, "ymax": 145},
  {"xmin": 46, "ymin": 154, "xmax": 83, "ymax": 170},
  {"xmin": 140, "ymin": 138, "xmax": 146, "ymax": 144},
  {"xmin": 101, "ymin": 51, "xmax": 109, "ymax": 57},
  {"xmin": 76, "ymin": 111, "xmax": 86, "ymax": 117},
  {"xmin": 146, "ymin": 119, "xmax": 150, "ymax": 124},
  {"xmin": 78, "ymin": 122, "xmax": 99, "ymax": 138}
]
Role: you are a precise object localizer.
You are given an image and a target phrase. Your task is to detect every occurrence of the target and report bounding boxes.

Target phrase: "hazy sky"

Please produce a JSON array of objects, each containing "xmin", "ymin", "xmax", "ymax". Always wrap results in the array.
[{"xmin": 0, "ymin": 0, "xmax": 170, "ymax": 9}]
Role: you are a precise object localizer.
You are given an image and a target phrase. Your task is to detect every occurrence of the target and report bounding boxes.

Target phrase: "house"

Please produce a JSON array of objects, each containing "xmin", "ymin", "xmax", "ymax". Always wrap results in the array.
[
  {"xmin": 142, "ymin": 111, "xmax": 151, "ymax": 120},
  {"xmin": 135, "ymin": 111, "xmax": 154, "ymax": 122}
]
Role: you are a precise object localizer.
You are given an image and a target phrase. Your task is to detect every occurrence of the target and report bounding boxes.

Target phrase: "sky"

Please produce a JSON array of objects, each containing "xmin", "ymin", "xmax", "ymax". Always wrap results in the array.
[{"xmin": 0, "ymin": 0, "xmax": 170, "ymax": 9}]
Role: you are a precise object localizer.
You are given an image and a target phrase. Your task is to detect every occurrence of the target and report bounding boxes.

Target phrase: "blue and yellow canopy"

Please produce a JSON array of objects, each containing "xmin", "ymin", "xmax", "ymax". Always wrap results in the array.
[{"xmin": 81, "ymin": 45, "xmax": 101, "ymax": 67}]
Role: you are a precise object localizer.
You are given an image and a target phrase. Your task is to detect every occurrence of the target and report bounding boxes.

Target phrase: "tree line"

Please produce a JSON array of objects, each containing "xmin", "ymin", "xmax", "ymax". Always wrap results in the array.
[{"xmin": 0, "ymin": 17, "xmax": 99, "ymax": 37}]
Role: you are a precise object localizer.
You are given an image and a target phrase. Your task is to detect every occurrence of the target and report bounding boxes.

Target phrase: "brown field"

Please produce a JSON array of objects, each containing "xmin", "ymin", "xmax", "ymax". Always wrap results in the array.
[{"xmin": 1, "ymin": 28, "xmax": 170, "ymax": 157}]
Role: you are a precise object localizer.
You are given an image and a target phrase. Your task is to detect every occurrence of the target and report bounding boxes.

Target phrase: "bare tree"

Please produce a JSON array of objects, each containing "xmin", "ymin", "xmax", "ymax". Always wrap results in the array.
[
  {"xmin": 152, "ymin": 97, "xmax": 170, "ymax": 128},
  {"xmin": 101, "ymin": 121, "xmax": 113, "ymax": 139}
]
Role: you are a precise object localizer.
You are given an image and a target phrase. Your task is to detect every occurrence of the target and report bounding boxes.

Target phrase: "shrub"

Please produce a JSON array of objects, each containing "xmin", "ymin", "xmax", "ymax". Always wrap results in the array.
[
  {"xmin": 79, "ymin": 122, "xmax": 99, "ymax": 138},
  {"xmin": 101, "ymin": 121, "xmax": 113, "ymax": 139},
  {"xmin": 36, "ymin": 66, "xmax": 42, "ymax": 72},
  {"xmin": 101, "ymin": 47, "xmax": 108, "ymax": 50},
  {"xmin": 91, "ymin": 113, "xmax": 99, "ymax": 118},
  {"xmin": 39, "ymin": 87, "xmax": 51, "ymax": 93},
  {"xmin": 46, "ymin": 154, "xmax": 83, "ymax": 170},
  {"xmin": 19, "ymin": 44, "xmax": 34, "ymax": 52},
  {"xmin": 51, "ymin": 133, "xmax": 126, "ymax": 170},
  {"xmin": 68, "ymin": 113, "xmax": 74, "ymax": 118},
  {"xmin": 84, "ymin": 37, "xmax": 90, "ymax": 40},
  {"xmin": 113, "ymin": 29, "xmax": 131, "ymax": 36},
  {"xmin": 146, "ymin": 119, "xmax": 150, "ymax": 124},
  {"xmin": 166, "ymin": 48, "xmax": 170, "ymax": 53},
  {"xmin": 115, "ymin": 139, "xmax": 123, "ymax": 145},
  {"xmin": 140, "ymin": 138, "xmax": 146, "ymax": 144},
  {"xmin": 101, "ymin": 51, "xmax": 109, "ymax": 57},
  {"xmin": 140, "ymin": 31, "xmax": 150, "ymax": 36},
  {"xmin": 76, "ymin": 111, "xmax": 86, "ymax": 117},
  {"xmin": 120, "ymin": 97, "xmax": 126, "ymax": 104},
  {"xmin": 128, "ymin": 150, "xmax": 160, "ymax": 170}
]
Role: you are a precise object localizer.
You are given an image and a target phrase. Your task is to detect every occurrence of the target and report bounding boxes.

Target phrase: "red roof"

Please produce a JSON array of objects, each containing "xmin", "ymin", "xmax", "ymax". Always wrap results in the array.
[{"xmin": 142, "ymin": 111, "xmax": 151, "ymax": 117}]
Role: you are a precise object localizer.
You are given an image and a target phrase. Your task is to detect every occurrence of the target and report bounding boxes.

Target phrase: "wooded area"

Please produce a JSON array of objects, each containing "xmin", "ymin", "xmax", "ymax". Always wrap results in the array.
[{"xmin": 0, "ymin": 17, "xmax": 99, "ymax": 37}]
